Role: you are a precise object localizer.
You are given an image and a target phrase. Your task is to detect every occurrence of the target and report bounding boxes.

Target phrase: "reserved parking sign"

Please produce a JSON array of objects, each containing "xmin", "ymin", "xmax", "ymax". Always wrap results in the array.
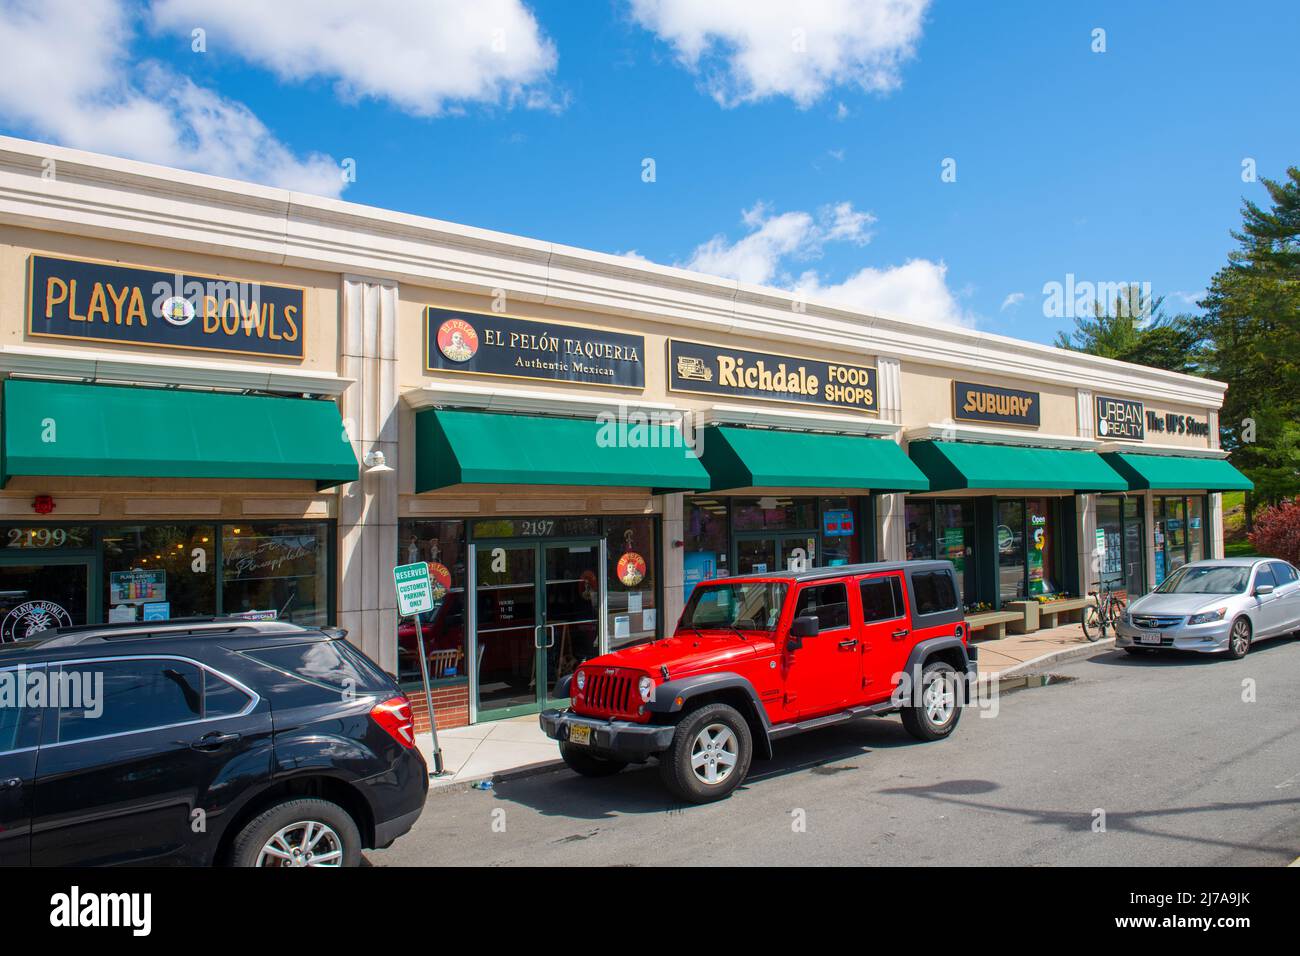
[{"xmin": 393, "ymin": 562, "xmax": 435, "ymax": 617}]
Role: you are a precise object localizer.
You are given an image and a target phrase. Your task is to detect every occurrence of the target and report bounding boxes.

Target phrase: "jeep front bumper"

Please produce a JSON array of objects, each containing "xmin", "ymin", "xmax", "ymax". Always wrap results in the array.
[{"xmin": 539, "ymin": 709, "xmax": 677, "ymax": 761}]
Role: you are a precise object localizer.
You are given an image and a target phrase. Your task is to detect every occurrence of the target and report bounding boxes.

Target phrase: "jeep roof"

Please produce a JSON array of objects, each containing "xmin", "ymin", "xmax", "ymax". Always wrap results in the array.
[{"xmin": 704, "ymin": 559, "xmax": 956, "ymax": 584}]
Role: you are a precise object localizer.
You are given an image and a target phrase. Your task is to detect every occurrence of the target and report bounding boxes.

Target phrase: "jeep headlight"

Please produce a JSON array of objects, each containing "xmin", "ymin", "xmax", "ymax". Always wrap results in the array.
[
  {"xmin": 637, "ymin": 675, "xmax": 654, "ymax": 702},
  {"xmin": 575, "ymin": 670, "xmax": 586, "ymax": 691},
  {"xmin": 1187, "ymin": 607, "xmax": 1227, "ymax": 625}
]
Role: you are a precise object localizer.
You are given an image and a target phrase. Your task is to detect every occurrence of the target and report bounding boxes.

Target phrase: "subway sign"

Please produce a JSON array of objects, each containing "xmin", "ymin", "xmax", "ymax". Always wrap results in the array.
[
  {"xmin": 1096, "ymin": 395, "xmax": 1145, "ymax": 441},
  {"xmin": 425, "ymin": 307, "xmax": 645, "ymax": 388},
  {"xmin": 953, "ymin": 381, "xmax": 1040, "ymax": 427},
  {"xmin": 668, "ymin": 339, "xmax": 877, "ymax": 413},
  {"xmin": 27, "ymin": 254, "xmax": 305, "ymax": 359}
]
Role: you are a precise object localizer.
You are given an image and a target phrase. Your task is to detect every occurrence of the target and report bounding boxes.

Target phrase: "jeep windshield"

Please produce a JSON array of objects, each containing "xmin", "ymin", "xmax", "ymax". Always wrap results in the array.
[{"xmin": 681, "ymin": 581, "xmax": 787, "ymax": 632}]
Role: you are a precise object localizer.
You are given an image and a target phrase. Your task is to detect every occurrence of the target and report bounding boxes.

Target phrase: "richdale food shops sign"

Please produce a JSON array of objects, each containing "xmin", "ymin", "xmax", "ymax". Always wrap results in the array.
[
  {"xmin": 28, "ymin": 255, "xmax": 305, "ymax": 359},
  {"xmin": 425, "ymin": 307, "xmax": 644, "ymax": 387},
  {"xmin": 668, "ymin": 340, "xmax": 878, "ymax": 413}
]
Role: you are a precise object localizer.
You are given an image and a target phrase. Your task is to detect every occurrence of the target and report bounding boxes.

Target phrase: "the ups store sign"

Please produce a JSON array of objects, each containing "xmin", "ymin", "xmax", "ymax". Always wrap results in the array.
[{"xmin": 27, "ymin": 254, "xmax": 306, "ymax": 359}]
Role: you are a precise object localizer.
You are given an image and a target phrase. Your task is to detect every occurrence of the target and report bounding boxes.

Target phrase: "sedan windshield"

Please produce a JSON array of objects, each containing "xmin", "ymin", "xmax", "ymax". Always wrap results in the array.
[
  {"xmin": 1155, "ymin": 565, "xmax": 1250, "ymax": 595},
  {"xmin": 681, "ymin": 582, "xmax": 787, "ymax": 631}
]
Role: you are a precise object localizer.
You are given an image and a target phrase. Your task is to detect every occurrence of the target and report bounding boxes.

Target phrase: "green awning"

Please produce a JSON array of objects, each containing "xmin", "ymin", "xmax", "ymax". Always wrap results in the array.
[
  {"xmin": 699, "ymin": 426, "xmax": 929, "ymax": 492},
  {"xmin": 1102, "ymin": 452, "xmax": 1253, "ymax": 492},
  {"xmin": 1, "ymin": 379, "xmax": 358, "ymax": 488},
  {"xmin": 908, "ymin": 440, "xmax": 1128, "ymax": 493},
  {"xmin": 414, "ymin": 408, "xmax": 710, "ymax": 493}
]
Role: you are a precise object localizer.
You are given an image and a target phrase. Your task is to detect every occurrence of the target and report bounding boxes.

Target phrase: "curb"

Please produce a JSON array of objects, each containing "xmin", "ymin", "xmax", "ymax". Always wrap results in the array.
[{"xmin": 430, "ymin": 638, "xmax": 1120, "ymax": 794}]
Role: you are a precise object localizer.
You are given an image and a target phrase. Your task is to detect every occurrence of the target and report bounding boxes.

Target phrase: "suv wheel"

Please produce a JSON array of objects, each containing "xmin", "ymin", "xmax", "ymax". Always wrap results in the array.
[
  {"xmin": 658, "ymin": 702, "xmax": 752, "ymax": 804},
  {"xmin": 901, "ymin": 661, "xmax": 962, "ymax": 742},
  {"xmin": 229, "ymin": 797, "xmax": 361, "ymax": 868},
  {"xmin": 1225, "ymin": 617, "xmax": 1252, "ymax": 659},
  {"xmin": 560, "ymin": 742, "xmax": 628, "ymax": 777}
]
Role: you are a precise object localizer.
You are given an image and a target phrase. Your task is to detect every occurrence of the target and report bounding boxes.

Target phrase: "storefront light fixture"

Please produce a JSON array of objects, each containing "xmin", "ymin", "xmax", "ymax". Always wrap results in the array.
[{"xmin": 364, "ymin": 450, "xmax": 394, "ymax": 475}]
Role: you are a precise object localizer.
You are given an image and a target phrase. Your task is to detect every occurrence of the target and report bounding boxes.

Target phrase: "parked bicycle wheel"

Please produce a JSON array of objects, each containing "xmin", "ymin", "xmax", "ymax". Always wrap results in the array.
[{"xmin": 1082, "ymin": 604, "xmax": 1104, "ymax": 641}]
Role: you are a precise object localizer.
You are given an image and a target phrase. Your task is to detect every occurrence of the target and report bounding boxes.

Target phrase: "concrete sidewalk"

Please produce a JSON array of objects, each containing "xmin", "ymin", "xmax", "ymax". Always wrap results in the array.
[{"xmin": 415, "ymin": 620, "xmax": 1113, "ymax": 789}]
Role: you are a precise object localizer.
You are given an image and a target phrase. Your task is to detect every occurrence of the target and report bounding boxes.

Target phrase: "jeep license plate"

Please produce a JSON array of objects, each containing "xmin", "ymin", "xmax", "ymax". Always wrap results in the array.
[
  {"xmin": 1139, "ymin": 632, "xmax": 1161, "ymax": 645},
  {"xmin": 569, "ymin": 725, "xmax": 592, "ymax": 746}
]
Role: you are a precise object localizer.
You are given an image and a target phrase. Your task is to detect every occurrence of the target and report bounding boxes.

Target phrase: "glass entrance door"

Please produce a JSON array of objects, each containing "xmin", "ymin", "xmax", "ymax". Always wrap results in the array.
[
  {"xmin": 542, "ymin": 543, "xmax": 600, "ymax": 706},
  {"xmin": 0, "ymin": 559, "xmax": 92, "ymax": 643},
  {"xmin": 472, "ymin": 539, "xmax": 604, "ymax": 721},
  {"xmin": 473, "ymin": 543, "xmax": 539, "ymax": 719}
]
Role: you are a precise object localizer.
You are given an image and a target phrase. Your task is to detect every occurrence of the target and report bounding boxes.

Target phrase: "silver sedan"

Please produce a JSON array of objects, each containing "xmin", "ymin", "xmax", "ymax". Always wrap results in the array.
[{"xmin": 1115, "ymin": 557, "xmax": 1300, "ymax": 659}]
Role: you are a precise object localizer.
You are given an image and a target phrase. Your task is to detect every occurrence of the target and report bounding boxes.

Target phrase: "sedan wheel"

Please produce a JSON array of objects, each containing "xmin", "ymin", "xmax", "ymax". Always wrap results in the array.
[{"xmin": 1226, "ymin": 617, "xmax": 1252, "ymax": 659}]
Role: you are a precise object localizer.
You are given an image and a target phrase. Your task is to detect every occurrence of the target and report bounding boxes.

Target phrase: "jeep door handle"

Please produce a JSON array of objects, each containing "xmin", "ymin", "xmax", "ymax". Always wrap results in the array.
[
  {"xmin": 189, "ymin": 731, "xmax": 241, "ymax": 751},
  {"xmin": 892, "ymin": 629, "xmax": 910, "ymax": 639},
  {"xmin": 838, "ymin": 639, "xmax": 859, "ymax": 650},
  {"xmin": 1, "ymin": 777, "xmax": 20, "ymax": 790}
]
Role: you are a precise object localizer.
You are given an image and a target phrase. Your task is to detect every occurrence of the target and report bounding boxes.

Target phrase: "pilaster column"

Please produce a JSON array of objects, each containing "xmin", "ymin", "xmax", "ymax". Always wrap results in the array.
[
  {"xmin": 338, "ymin": 276, "xmax": 400, "ymax": 674},
  {"xmin": 875, "ymin": 357, "xmax": 906, "ymax": 561}
]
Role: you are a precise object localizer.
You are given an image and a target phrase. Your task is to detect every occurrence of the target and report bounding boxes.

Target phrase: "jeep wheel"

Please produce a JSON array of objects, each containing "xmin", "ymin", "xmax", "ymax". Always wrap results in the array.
[
  {"xmin": 1225, "ymin": 617, "xmax": 1251, "ymax": 659},
  {"xmin": 559, "ymin": 742, "xmax": 627, "ymax": 777},
  {"xmin": 901, "ymin": 661, "xmax": 962, "ymax": 742},
  {"xmin": 658, "ymin": 702, "xmax": 752, "ymax": 804}
]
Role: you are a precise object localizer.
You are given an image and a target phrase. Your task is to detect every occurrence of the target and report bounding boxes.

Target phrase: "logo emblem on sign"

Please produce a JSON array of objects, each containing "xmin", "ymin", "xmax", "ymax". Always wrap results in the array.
[
  {"xmin": 2, "ymin": 600, "xmax": 72, "ymax": 643},
  {"xmin": 160, "ymin": 296, "xmax": 196, "ymax": 326},
  {"xmin": 436, "ymin": 319, "xmax": 479, "ymax": 363},
  {"xmin": 617, "ymin": 552, "xmax": 647, "ymax": 587}
]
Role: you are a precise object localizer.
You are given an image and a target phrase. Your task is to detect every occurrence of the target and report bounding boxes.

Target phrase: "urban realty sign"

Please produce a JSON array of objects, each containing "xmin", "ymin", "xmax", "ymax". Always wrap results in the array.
[
  {"xmin": 1097, "ymin": 395, "xmax": 1211, "ymax": 442},
  {"xmin": 28, "ymin": 254, "xmax": 305, "ymax": 359}
]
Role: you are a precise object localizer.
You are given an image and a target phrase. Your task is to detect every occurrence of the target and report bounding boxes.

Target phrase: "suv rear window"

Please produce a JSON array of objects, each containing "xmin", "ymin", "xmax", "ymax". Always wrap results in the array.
[
  {"xmin": 860, "ymin": 576, "xmax": 906, "ymax": 622},
  {"xmin": 244, "ymin": 640, "xmax": 389, "ymax": 694},
  {"xmin": 911, "ymin": 571, "xmax": 958, "ymax": 616},
  {"xmin": 794, "ymin": 583, "xmax": 850, "ymax": 631}
]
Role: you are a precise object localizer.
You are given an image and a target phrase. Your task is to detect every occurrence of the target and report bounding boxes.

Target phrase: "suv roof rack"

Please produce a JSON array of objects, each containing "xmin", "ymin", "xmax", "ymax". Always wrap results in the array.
[{"xmin": 44, "ymin": 616, "xmax": 308, "ymax": 647}]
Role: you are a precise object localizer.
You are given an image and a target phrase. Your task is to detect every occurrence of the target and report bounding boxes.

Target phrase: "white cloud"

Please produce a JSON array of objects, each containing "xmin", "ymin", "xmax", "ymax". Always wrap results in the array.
[
  {"xmin": 1171, "ymin": 289, "xmax": 1205, "ymax": 308},
  {"xmin": 679, "ymin": 201, "xmax": 971, "ymax": 328},
  {"xmin": 628, "ymin": 0, "xmax": 930, "ymax": 107},
  {"xmin": 1000, "ymin": 291, "xmax": 1025, "ymax": 311},
  {"xmin": 0, "ymin": 0, "xmax": 343, "ymax": 195},
  {"xmin": 792, "ymin": 260, "xmax": 973, "ymax": 328},
  {"xmin": 684, "ymin": 201, "xmax": 873, "ymax": 286},
  {"xmin": 151, "ymin": 0, "xmax": 560, "ymax": 117}
]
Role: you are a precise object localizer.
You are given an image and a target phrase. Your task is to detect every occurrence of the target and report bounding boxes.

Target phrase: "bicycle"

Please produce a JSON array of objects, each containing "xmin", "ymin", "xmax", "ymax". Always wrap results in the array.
[{"xmin": 1082, "ymin": 580, "xmax": 1126, "ymax": 641}]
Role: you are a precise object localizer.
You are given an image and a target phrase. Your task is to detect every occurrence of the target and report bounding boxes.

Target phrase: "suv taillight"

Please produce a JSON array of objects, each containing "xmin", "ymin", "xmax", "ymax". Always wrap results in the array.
[{"xmin": 371, "ymin": 695, "xmax": 416, "ymax": 748}]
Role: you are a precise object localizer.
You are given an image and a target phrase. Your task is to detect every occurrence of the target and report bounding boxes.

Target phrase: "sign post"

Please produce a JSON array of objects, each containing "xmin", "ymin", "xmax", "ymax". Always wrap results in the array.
[{"xmin": 393, "ymin": 562, "xmax": 444, "ymax": 776}]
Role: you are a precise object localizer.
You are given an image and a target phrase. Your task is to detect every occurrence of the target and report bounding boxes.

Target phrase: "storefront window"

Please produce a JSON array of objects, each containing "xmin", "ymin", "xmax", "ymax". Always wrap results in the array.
[
  {"xmin": 222, "ymin": 522, "xmax": 331, "ymax": 626},
  {"xmin": 685, "ymin": 498, "xmax": 730, "ymax": 599},
  {"xmin": 997, "ymin": 500, "xmax": 1026, "ymax": 603},
  {"xmin": 904, "ymin": 501, "xmax": 935, "ymax": 561},
  {"xmin": 731, "ymin": 496, "xmax": 816, "ymax": 532},
  {"xmin": 397, "ymin": 520, "xmax": 467, "ymax": 685},
  {"xmin": 102, "ymin": 525, "xmax": 216, "ymax": 623},
  {"xmin": 606, "ymin": 516, "xmax": 658, "ymax": 648},
  {"xmin": 1154, "ymin": 495, "xmax": 1208, "ymax": 585},
  {"xmin": 1187, "ymin": 496, "xmax": 1206, "ymax": 563},
  {"xmin": 936, "ymin": 501, "xmax": 977, "ymax": 602},
  {"xmin": 818, "ymin": 496, "xmax": 861, "ymax": 567},
  {"xmin": 1123, "ymin": 497, "xmax": 1145, "ymax": 597}
]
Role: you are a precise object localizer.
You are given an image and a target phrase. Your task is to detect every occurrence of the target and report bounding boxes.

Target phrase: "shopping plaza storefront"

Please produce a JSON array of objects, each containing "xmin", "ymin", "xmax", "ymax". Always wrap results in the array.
[{"xmin": 0, "ymin": 135, "xmax": 1252, "ymax": 729}]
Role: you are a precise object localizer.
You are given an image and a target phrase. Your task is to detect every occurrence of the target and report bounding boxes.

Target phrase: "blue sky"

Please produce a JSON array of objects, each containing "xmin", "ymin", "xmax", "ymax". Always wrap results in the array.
[{"xmin": 1, "ymin": 0, "xmax": 1296, "ymax": 344}]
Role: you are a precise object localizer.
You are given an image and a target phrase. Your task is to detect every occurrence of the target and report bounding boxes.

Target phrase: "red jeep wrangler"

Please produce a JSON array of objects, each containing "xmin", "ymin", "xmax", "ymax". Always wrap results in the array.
[{"xmin": 540, "ymin": 560, "xmax": 976, "ymax": 803}]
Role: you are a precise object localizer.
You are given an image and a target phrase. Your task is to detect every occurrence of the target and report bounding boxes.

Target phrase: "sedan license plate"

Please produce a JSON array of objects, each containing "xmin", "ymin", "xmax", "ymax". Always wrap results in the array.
[
  {"xmin": 1138, "ymin": 631, "xmax": 1162, "ymax": 645},
  {"xmin": 568, "ymin": 724, "xmax": 592, "ymax": 746}
]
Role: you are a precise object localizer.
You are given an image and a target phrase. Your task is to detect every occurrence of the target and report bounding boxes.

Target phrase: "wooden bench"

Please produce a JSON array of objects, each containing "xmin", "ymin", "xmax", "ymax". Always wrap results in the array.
[
  {"xmin": 1035, "ymin": 597, "xmax": 1092, "ymax": 629},
  {"xmin": 966, "ymin": 610, "xmax": 1022, "ymax": 641}
]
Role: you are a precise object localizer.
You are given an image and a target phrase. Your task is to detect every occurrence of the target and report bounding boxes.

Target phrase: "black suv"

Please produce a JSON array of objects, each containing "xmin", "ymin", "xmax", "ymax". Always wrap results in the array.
[{"xmin": 0, "ymin": 618, "xmax": 428, "ymax": 867}]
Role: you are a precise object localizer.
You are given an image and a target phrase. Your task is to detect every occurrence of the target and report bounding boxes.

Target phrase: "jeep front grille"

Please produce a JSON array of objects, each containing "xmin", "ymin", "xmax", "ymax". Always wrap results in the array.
[{"xmin": 580, "ymin": 670, "xmax": 638, "ymax": 718}]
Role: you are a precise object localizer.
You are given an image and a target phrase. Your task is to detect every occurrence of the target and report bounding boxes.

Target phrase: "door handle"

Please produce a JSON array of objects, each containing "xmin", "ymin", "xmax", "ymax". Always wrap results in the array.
[
  {"xmin": 189, "ymin": 731, "xmax": 240, "ymax": 752},
  {"xmin": 1, "ymin": 777, "xmax": 20, "ymax": 790},
  {"xmin": 892, "ymin": 629, "xmax": 910, "ymax": 639},
  {"xmin": 838, "ymin": 639, "xmax": 859, "ymax": 650}
]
